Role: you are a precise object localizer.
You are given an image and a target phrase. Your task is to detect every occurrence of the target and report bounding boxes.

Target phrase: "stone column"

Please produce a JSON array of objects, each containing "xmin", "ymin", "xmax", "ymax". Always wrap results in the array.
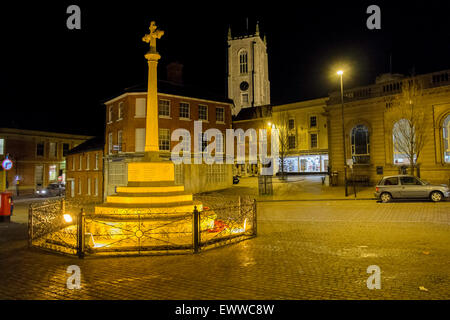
[{"xmin": 144, "ymin": 52, "xmax": 161, "ymax": 161}]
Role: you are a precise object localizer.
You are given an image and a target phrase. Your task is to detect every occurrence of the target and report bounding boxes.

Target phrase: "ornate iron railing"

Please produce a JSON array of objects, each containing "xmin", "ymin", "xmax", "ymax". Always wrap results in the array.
[{"xmin": 28, "ymin": 196, "xmax": 257, "ymax": 258}]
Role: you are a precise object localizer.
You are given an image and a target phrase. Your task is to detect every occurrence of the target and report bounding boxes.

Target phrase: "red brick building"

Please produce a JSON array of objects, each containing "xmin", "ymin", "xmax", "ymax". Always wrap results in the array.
[
  {"xmin": 103, "ymin": 80, "xmax": 234, "ymax": 196},
  {"xmin": 66, "ymin": 137, "xmax": 104, "ymax": 202},
  {"xmin": 0, "ymin": 128, "xmax": 91, "ymax": 195}
]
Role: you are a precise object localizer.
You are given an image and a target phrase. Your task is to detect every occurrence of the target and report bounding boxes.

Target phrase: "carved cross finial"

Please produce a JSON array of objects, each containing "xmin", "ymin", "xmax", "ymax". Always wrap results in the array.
[{"xmin": 142, "ymin": 21, "xmax": 164, "ymax": 53}]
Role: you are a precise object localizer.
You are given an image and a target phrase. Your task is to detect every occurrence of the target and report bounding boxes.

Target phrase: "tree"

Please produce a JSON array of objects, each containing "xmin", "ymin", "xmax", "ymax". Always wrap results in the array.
[
  {"xmin": 272, "ymin": 111, "xmax": 291, "ymax": 180},
  {"xmin": 386, "ymin": 77, "xmax": 429, "ymax": 176}
]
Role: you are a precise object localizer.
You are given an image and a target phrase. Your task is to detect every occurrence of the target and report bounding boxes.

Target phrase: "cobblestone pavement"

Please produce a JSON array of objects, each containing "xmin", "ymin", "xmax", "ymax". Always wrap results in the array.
[{"xmin": 0, "ymin": 200, "xmax": 449, "ymax": 300}]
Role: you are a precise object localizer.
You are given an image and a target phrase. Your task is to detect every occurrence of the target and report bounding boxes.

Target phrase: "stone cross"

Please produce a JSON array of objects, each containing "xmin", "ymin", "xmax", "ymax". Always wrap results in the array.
[{"xmin": 142, "ymin": 21, "xmax": 164, "ymax": 53}]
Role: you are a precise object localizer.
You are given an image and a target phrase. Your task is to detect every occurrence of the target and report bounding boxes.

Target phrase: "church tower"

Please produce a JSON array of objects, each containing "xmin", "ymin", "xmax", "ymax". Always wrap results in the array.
[{"xmin": 227, "ymin": 22, "xmax": 270, "ymax": 116}]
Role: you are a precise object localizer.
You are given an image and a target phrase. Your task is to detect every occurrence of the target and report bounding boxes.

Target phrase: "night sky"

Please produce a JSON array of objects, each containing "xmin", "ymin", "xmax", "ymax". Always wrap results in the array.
[{"xmin": 1, "ymin": 0, "xmax": 449, "ymax": 137}]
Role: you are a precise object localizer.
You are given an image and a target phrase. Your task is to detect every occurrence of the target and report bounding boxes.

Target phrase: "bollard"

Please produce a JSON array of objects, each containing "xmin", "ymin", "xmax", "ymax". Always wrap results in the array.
[
  {"xmin": 253, "ymin": 199, "xmax": 257, "ymax": 236},
  {"xmin": 28, "ymin": 204, "xmax": 33, "ymax": 248},
  {"xmin": 77, "ymin": 209, "xmax": 85, "ymax": 259},
  {"xmin": 193, "ymin": 206, "xmax": 200, "ymax": 253}
]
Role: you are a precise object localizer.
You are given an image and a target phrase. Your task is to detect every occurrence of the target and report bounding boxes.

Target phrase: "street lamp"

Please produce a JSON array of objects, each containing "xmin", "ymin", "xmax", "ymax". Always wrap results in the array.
[{"xmin": 337, "ymin": 70, "xmax": 348, "ymax": 197}]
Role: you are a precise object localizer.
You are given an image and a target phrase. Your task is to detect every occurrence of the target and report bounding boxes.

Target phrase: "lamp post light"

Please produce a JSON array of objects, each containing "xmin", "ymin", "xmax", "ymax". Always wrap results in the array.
[{"xmin": 337, "ymin": 70, "xmax": 348, "ymax": 197}]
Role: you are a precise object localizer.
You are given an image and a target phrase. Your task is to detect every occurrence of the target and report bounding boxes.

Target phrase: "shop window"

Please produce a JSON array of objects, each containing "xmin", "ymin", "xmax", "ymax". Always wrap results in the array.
[
  {"xmin": 443, "ymin": 114, "xmax": 450, "ymax": 163},
  {"xmin": 351, "ymin": 125, "xmax": 370, "ymax": 164}
]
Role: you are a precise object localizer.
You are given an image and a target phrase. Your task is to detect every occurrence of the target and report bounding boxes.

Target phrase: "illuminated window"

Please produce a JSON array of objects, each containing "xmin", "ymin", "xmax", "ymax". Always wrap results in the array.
[
  {"xmin": 199, "ymin": 105, "xmax": 208, "ymax": 121},
  {"xmin": 159, "ymin": 129, "xmax": 170, "ymax": 151},
  {"xmin": 0, "ymin": 138, "xmax": 4, "ymax": 155},
  {"xmin": 49, "ymin": 165, "xmax": 57, "ymax": 181},
  {"xmin": 179, "ymin": 102, "xmax": 190, "ymax": 119},
  {"xmin": 159, "ymin": 99, "xmax": 170, "ymax": 117},
  {"xmin": 239, "ymin": 50, "xmax": 248, "ymax": 74},
  {"xmin": 443, "ymin": 114, "xmax": 450, "ymax": 163},
  {"xmin": 351, "ymin": 125, "xmax": 370, "ymax": 164},
  {"xmin": 216, "ymin": 107, "xmax": 225, "ymax": 123}
]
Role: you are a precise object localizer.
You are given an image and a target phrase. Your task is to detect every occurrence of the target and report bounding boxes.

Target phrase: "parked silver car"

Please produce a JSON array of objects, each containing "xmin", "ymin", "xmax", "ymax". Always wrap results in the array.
[{"xmin": 375, "ymin": 175, "xmax": 450, "ymax": 203}]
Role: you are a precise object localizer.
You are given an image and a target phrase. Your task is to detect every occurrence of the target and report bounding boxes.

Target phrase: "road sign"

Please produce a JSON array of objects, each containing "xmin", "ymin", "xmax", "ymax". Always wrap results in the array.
[{"xmin": 2, "ymin": 159, "xmax": 13, "ymax": 171}]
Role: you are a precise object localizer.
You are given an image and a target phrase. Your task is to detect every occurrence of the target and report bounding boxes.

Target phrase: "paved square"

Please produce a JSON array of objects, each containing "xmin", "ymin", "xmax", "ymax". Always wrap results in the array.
[{"xmin": 0, "ymin": 200, "xmax": 449, "ymax": 299}]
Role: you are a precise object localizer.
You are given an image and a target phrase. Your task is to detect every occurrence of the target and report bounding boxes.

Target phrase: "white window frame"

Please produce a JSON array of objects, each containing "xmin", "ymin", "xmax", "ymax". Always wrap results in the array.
[
  {"xmin": 135, "ymin": 128, "xmax": 146, "ymax": 152},
  {"xmin": 216, "ymin": 107, "xmax": 225, "ymax": 124},
  {"xmin": 179, "ymin": 102, "xmax": 190, "ymax": 120},
  {"xmin": 117, "ymin": 102, "xmax": 124, "ymax": 121},
  {"xmin": 71, "ymin": 156, "xmax": 75, "ymax": 171},
  {"xmin": 108, "ymin": 132, "xmax": 113, "ymax": 155},
  {"xmin": 78, "ymin": 178, "xmax": 82, "ymax": 195},
  {"xmin": 159, "ymin": 128, "xmax": 171, "ymax": 151},
  {"xmin": 95, "ymin": 153, "xmax": 99, "ymax": 170},
  {"xmin": 158, "ymin": 99, "xmax": 171, "ymax": 118},
  {"xmin": 86, "ymin": 154, "xmax": 90, "ymax": 170},
  {"xmin": 87, "ymin": 177, "xmax": 91, "ymax": 196},
  {"xmin": 198, "ymin": 105, "xmax": 208, "ymax": 121},
  {"xmin": 117, "ymin": 130, "xmax": 123, "ymax": 152},
  {"xmin": 108, "ymin": 105, "xmax": 113, "ymax": 123}
]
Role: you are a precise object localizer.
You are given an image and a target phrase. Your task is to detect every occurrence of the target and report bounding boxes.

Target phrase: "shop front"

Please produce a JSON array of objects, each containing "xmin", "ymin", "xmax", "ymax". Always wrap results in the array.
[{"xmin": 280, "ymin": 154, "xmax": 329, "ymax": 173}]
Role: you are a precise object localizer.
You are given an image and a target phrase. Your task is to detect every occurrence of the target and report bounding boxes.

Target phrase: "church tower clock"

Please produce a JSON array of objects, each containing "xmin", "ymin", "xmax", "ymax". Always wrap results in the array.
[{"xmin": 227, "ymin": 22, "xmax": 270, "ymax": 116}]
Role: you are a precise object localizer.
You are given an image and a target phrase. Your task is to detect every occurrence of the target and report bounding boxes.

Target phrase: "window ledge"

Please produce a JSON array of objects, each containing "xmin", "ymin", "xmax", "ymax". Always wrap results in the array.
[
  {"xmin": 134, "ymin": 116, "xmax": 146, "ymax": 119},
  {"xmin": 159, "ymin": 115, "xmax": 172, "ymax": 119},
  {"xmin": 107, "ymin": 121, "xmax": 113, "ymax": 124},
  {"xmin": 216, "ymin": 121, "xmax": 225, "ymax": 125},
  {"xmin": 199, "ymin": 119, "xmax": 209, "ymax": 123},
  {"xmin": 116, "ymin": 118, "xmax": 123, "ymax": 122}
]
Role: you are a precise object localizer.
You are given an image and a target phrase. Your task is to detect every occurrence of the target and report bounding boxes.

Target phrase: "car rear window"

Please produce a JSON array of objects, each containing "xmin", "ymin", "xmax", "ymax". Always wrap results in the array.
[{"xmin": 383, "ymin": 177, "xmax": 398, "ymax": 185}]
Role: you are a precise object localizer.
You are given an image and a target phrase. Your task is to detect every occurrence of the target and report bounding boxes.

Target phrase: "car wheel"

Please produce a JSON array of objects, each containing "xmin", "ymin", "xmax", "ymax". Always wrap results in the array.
[
  {"xmin": 430, "ymin": 191, "xmax": 443, "ymax": 202},
  {"xmin": 380, "ymin": 192, "xmax": 392, "ymax": 203}
]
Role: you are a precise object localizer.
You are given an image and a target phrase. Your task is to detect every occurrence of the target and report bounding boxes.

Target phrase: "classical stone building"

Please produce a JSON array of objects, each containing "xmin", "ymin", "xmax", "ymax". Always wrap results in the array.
[
  {"xmin": 66, "ymin": 136, "xmax": 104, "ymax": 202},
  {"xmin": 326, "ymin": 69, "xmax": 450, "ymax": 186},
  {"xmin": 0, "ymin": 128, "xmax": 91, "ymax": 195},
  {"xmin": 103, "ymin": 79, "xmax": 234, "ymax": 197},
  {"xmin": 272, "ymin": 98, "xmax": 329, "ymax": 173}
]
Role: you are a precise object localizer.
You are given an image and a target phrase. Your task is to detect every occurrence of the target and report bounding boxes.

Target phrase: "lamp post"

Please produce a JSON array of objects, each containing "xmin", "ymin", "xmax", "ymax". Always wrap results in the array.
[{"xmin": 337, "ymin": 70, "xmax": 348, "ymax": 197}]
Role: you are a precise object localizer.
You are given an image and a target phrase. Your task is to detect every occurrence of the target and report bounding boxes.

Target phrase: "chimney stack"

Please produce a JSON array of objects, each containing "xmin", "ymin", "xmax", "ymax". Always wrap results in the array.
[{"xmin": 166, "ymin": 61, "xmax": 183, "ymax": 85}]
